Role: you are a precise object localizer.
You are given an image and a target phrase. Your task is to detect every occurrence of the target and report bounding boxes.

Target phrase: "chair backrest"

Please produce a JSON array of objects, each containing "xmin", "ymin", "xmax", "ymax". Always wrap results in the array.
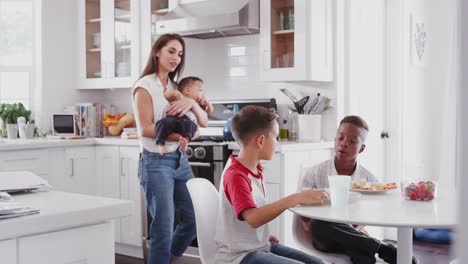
[{"xmin": 187, "ymin": 178, "xmax": 219, "ymax": 264}]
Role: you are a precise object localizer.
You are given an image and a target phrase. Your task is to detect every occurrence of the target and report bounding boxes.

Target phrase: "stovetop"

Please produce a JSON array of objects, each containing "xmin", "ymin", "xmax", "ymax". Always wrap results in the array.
[{"xmin": 191, "ymin": 135, "xmax": 234, "ymax": 143}]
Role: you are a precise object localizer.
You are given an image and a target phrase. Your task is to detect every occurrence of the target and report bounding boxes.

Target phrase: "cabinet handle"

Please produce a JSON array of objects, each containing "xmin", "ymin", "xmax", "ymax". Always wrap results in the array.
[
  {"xmin": 263, "ymin": 50, "xmax": 270, "ymax": 70},
  {"xmin": 4, "ymin": 158, "xmax": 37, "ymax": 162},
  {"xmin": 121, "ymin": 157, "xmax": 125, "ymax": 177},
  {"xmin": 70, "ymin": 158, "xmax": 74, "ymax": 177}
]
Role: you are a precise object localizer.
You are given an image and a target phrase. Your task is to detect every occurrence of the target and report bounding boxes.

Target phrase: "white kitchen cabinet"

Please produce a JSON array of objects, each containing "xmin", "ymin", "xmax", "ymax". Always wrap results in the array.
[
  {"xmin": 48, "ymin": 146, "xmax": 97, "ymax": 195},
  {"xmin": 96, "ymin": 146, "xmax": 142, "ymax": 257},
  {"xmin": 260, "ymin": 0, "xmax": 333, "ymax": 81},
  {"xmin": 119, "ymin": 146, "xmax": 142, "ymax": 247},
  {"xmin": 77, "ymin": 0, "xmax": 140, "ymax": 89},
  {"xmin": 18, "ymin": 222, "xmax": 114, "ymax": 264},
  {"xmin": 0, "ymin": 149, "xmax": 49, "ymax": 177},
  {"xmin": 0, "ymin": 239, "xmax": 16, "ymax": 264},
  {"xmin": 265, "ymin": 182, "xmax": 280, "ymax": 238},
  {"xmin": 96, "ymin": 146, "xmax": 122, "ymax": 243},
  {"xmin": 261, "ymin": 148, "xmax": 333, "ymax": 248}
]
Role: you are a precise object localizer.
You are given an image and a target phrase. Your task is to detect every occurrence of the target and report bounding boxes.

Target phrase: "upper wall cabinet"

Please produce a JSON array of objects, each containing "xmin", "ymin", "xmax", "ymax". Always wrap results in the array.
[
  {"xmin": 77, "ymin": 0, "xmax": 140, "ymax": 89},
  {"xmin": 260, "ymin": 0, "xmax": 333, "ymax": 82}
]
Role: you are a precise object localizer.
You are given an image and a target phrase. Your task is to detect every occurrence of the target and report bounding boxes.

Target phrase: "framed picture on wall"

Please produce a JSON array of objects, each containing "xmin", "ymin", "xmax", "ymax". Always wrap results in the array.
[{"xmin": 410, "ymin": 14, "xmax": 428, "ymax": 67}]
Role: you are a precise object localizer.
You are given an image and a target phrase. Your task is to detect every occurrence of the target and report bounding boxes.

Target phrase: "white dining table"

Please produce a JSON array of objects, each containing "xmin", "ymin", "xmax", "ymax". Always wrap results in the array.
[{"xmin": 289, "ymin": 190, "xmax": 457, "ymax": 264}]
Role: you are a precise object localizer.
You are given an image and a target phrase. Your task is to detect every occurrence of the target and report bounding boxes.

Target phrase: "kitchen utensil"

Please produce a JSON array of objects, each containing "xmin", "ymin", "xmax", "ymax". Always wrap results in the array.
[
  {"xmin": 304, "ymin": 93, "xmax": 320, "ymax": 114},
  {"xmin": 311, "ymin": 96, "xmax": 330, "ymax": 114},
  {"xmin": 280, "ymin": 88, "xmax": 310, "ymax": 114}
]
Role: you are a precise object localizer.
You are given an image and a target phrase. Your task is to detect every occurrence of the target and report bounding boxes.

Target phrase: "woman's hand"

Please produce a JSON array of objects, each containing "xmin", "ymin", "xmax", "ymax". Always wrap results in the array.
[{"xmin": 166, "ymin": 98, "xmax": 195, "ymax": 117}]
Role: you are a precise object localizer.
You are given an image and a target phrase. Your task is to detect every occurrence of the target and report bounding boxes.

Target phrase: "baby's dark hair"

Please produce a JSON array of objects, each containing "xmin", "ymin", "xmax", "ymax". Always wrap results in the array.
[
  {"xmin": 339, "ymin": 115, "xmax": 369, "ymax": 132},
  {"xmin": 178, "ymin": 76, "xmax": 203, "ymax": 92},
  {"xmin": 232, "ymin": 105, "xmax": 278, "ymax": 144}
]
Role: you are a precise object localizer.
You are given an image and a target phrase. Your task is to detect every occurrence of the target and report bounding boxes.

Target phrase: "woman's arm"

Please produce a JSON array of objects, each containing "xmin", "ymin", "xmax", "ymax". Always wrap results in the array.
[
  {"xmin": 166, "ymin": 98, "xmax": 208, "ymax": 127},
  {"xmin": 133, "ymin": 87, "xmax": 156, "ymax": 138}
]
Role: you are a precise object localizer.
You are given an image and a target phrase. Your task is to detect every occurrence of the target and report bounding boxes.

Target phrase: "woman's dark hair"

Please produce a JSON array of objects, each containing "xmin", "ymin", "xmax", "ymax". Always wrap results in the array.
[
  {"xmin": 232, "ymin": 105, "xmax": 278, "ymax": 143},
  {"xmin": 138, "ymin": 33, "xmax": 185, "ymax": 83},
  {"xmin": 339, "ymin": 115, "xmax": 369, "ymax": 131}
]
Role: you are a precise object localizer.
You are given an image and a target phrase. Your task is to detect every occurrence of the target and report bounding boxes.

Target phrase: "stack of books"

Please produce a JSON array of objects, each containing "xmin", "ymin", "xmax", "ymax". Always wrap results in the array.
[{"xmin": 72, "ymin": 103, "xmax": 113, "ymax": 137}]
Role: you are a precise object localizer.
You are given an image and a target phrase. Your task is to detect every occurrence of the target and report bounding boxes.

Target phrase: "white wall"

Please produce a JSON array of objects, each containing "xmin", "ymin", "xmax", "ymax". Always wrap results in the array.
[
  {"xmin": 457, "ymin": 1, "xmax": 468, "ymax": 262},
  {"xmin": 396, "ymin": 0, "xmax": 458, "ymax": 188}
]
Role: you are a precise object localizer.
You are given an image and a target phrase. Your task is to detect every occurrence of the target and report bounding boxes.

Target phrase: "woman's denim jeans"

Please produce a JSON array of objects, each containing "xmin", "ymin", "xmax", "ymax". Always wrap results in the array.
[
  {"xmin": 139, "ymin": 149, "xmax": 197, "ymax": 264},
  {"xmin": 241, "ymin": 243, "xmax": 325, "ymax": 264}
]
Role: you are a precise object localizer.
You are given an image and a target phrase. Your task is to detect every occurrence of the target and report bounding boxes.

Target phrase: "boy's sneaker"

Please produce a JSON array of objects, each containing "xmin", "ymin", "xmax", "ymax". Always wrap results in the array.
[{"xmin": 377, "ymin": 243, "xmax": 418, "ymax": 264}]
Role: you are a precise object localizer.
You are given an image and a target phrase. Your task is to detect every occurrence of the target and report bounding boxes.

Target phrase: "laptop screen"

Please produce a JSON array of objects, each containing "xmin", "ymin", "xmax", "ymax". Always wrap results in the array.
[{"xmin": 52, "ymin": 114, "xmax": 75, "ymax": 134}]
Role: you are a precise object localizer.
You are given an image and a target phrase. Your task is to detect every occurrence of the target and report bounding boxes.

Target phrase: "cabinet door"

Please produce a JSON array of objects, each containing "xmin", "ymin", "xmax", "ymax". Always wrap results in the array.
[
  {"xmin": 65, "ymin": 146, "xmax": 97, "ymax": 195},
  {"xmin": 260, "ymin": 0, "xmax": 307, "ymax": 81},
  {"xmin": 261, "ymin": 153, "xmax": 281, "ymax": 184},
  {"xmin": 96, "ymin": 146, "xmax": 122, "ymax": 243},
  {"xmin": 50, "ymin": 146, "xmax": 97, "ymax": 195},
  {"xmin": 0, "ymin": 239, "xmax": 16, "ymax": 264},
  {"xmin": 119, "ymin": 146, "xmax": 142, "ymax": 247},
  {"xmin": 280, "ymin": 149, "xmax": 332, "ymax": 249},
  {"xmin": 260, "ymin": 0, "xmax": 332, "ymax": 81},
  {"xmin": 77, "ymin": 0, "xmax": 140, "ymax": 89},
  {"xmin": 19, "ymin": 222, "xmax": 114, "ymax": 264},
  {"xmin": 265, "ymin": 183, "xmax": 280, "ymax": 239},
  {"xmin": 0, "ymin": 149, "xmax": 49, "ymax": 177},
  {"xmin": 308, "ymin": 0, "xmax": 333, "ymax": 81}
]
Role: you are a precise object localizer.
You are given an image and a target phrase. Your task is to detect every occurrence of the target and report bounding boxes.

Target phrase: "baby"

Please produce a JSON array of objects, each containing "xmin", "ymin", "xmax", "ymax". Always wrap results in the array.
[{"xmin": 155, "ymin": 76, "xmax": 213, "ymax": 154}]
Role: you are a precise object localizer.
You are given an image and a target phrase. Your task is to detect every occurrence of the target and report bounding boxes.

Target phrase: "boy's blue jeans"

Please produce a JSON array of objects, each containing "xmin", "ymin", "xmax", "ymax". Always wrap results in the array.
[
  {"xmin": 241, "ymin": 242, "xmax": 325, "ymax": 264},
  {"xmin": 139, "ymin": 149, "xmax": 196, "ymax": 264}
]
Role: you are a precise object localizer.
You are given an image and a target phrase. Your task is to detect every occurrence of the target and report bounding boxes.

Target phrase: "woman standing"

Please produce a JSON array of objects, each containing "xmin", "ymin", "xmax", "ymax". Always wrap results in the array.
[{"xmin": 132, "ymin": 34, "xmax": 207, "ymax": 264}]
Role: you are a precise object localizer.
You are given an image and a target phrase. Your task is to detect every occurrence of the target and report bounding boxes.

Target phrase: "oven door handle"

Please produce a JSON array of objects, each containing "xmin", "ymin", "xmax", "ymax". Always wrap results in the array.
[{"xmin": 189, "ymin": 162, "xmax": 212, "ymax": 167}]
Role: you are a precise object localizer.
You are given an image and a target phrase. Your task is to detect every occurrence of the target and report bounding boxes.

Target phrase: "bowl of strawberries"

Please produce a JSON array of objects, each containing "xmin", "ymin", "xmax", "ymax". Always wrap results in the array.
[{"xmin": 401, "ymin": 180, "xmax": 437, "ymax": 201}]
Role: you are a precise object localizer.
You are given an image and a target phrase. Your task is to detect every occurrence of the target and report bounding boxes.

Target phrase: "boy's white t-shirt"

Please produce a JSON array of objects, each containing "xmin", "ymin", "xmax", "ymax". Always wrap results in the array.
[
  {"xmin": 131, "ymin": 74, "xmax": 178, "ymax": 153},
  {"xmin": 214, "ymin": 155, "xmax": 271, "ymax": 264},
  {"xmin": 301, "ymin": 158, "xmax": 378, "ymax": 189}
]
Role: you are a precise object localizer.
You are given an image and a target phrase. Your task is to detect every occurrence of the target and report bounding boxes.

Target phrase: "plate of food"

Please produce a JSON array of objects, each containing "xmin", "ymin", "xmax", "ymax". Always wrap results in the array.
[{"xmin": 350, "ymin": 181, "xmax": 397, "ymax": 194}]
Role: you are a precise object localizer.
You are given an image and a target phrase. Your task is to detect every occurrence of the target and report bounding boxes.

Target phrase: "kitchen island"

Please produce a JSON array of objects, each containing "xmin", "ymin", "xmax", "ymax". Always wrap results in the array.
[{"xmin": 0, "ymin": 190, "xmax": 132, "ymax": 264}]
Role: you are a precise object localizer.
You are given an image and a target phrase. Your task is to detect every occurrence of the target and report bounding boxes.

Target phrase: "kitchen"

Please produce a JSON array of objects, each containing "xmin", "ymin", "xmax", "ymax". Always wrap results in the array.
[{"xmin": 0, "ymin": 0, "xmax": 467, "ymax": 263}]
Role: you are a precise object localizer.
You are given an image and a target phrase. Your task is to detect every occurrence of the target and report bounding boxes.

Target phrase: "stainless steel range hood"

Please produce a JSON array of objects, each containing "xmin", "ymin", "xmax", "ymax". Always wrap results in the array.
[{"xmin": 155, "ymin": 0, "xmax": 259, "ymax": 39}]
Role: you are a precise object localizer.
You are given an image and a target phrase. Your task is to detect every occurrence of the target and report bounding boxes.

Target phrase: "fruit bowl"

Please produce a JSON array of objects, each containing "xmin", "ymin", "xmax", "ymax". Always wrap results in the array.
[{"xmin": 401, "ymin": 180, "xmax": 437, "ymax": 201}]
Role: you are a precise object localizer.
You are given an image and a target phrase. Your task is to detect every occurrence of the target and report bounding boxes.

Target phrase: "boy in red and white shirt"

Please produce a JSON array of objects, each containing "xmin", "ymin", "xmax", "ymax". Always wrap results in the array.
[{"xmin": 214, "ymin": 105, "xmax": 328, "ymax": 264}]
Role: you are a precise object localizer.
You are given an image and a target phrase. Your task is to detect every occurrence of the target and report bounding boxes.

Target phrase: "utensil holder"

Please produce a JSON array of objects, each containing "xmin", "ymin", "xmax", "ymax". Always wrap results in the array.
[{"xmin": 296, "ymin": 114, "xmax": 321, "ymax": 142}]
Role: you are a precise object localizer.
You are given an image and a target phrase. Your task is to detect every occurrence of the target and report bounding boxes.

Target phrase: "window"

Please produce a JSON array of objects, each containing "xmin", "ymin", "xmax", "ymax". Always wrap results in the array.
[{"xmin": 0, "ymin": 0, "xmax": 34, "ymax": 109}]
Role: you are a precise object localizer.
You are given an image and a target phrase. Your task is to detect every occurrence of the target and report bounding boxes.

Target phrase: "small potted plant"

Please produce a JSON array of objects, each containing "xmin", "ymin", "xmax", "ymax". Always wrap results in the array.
[{"xmin": 0, "ymin": 103, "xmax": 33, "ymax": 139}]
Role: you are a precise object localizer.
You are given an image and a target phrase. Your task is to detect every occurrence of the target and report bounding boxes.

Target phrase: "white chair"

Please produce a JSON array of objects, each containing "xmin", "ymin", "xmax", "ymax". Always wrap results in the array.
[{"xmin": 187, "ymin": 178, "xmax": 219, "ymax": 264}]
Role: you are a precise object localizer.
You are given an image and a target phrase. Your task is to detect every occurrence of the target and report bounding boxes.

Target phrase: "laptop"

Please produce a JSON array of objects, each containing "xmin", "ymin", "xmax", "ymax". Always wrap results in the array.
[{"xmin": 49, "ymin": 113, "xmax": 77, "ymax": 138}]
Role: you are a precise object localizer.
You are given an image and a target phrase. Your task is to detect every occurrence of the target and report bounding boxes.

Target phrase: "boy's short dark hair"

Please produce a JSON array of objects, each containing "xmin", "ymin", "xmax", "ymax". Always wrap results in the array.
[
  {"xmin": 178, "ymin": 76, "xmax": 203, "ymax": 92},
  {"xmin": 232, "ymin": 105, "xmax": 278, "ymax": 144},
  {"xmin": 339, "ymin": 115, "xmax": 369, "ymax": 131}
]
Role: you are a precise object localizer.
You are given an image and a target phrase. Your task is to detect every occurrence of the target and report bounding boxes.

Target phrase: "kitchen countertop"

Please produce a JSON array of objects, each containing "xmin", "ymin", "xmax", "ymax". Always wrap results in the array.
[
  {"xmin": 0, "ymin": 190, "xmax": 132, "ymax": 241},
  {"xmin": 228, "ymin": 140, "xmax": 334, "ymax": 152},
  {"xmin": 0, "ymin": 137, "xmax": 334, "ymax": 152}
]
